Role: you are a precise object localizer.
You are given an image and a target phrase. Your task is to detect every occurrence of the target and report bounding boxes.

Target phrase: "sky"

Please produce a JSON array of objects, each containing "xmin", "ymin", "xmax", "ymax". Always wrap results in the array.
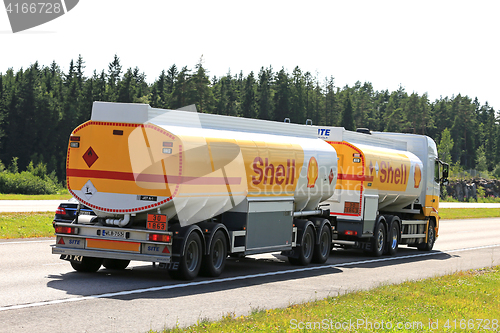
[{"xmin": 1, "ymin": 0, "xmax": 499, "ymax": 110}]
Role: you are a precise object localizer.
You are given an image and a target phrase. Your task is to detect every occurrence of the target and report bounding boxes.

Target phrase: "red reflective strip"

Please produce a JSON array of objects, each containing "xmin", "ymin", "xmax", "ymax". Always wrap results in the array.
[
  {"xmin": 331, "ymin": 212, "xmax": 360, "ymax": 217},
  {"xmin": 337, "ymin": 174, "xmax": 374, "ymax": 182},
  {"xmin": 67, "ymin": 169, "xmax": 241, "ymax": 185},
  {"xmin": 67, "ymin": 169, "xmax": 135, "ymax": 181}
]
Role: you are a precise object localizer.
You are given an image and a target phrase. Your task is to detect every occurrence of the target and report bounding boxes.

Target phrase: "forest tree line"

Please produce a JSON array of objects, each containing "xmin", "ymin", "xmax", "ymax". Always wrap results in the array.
[{"xmin": 0, "ymin": 55, "xmax": 498, "ymax": 184}]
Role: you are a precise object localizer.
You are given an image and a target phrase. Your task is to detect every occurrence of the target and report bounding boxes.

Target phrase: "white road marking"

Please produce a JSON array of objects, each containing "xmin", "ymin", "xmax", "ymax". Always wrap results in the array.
[
  {"xmin": 1, "ymin": 244, "xmax": 499, "ymax": 312},
  {"xmin": 0, "ymin": 239, "xmax": 54, "ymax": 245}
]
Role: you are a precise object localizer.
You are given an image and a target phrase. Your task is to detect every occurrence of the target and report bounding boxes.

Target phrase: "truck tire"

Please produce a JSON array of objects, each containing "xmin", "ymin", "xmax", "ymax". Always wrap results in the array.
[
  {"xmin": 170, "ymin": 231, "xmax": 203, "ymax": 280},
  {"xmin": 387, "ymin": 221, "xmax": 399, "ymax": 256},
  {"xmin": 289, "ymin": 225, "xmax": 315, "ymax": 266},
  {"xmin": 200, "ymin": 230, "xmax": 227, "ymax": 277},
  {"xmin": 70, "ymin": 256, "xmax": 103, "ymax": 273},
  {"xmin": 312, "ymin": 224, "xmax": 331, "ymax": 264},
  {"xmin": 103, "ymin": 259, "xmax": 130, "ymax": 270},
  {"xmin": 418, "ymin": 221, "xmax": 435, "ymax": 251},
  {"xmin": 371, "ymin": 223, "xmax": 386, "ymax": 257}
]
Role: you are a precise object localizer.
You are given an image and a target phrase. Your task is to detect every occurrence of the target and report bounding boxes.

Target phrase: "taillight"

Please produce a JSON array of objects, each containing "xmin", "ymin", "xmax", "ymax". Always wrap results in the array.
[
  {"xmin": 70, "ymin": 136, "xmax": 80, "ymax": 148},
  {"xmin": 148, "ymin": 233, "xmax": 172, "ymax": 243},
  {"xmin": 56, "ymin": 206, "xmax": 66, "ymax": 215},
  {"xmin": 344, "ymin": 230, "xmax": 358, "ymax": 236},
  {"xmin": 55, "ymin": 226, "xmax": 78, "ymax": 235}
]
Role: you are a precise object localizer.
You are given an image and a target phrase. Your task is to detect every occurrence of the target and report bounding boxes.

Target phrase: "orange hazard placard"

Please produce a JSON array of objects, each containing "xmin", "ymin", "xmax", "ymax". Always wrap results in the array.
[
  {"xmin": 344, "ymin": 202, "xmax": 360, "ymax": 214},
  {"xmin": 147, "ymin": 214, "xmax": 167, "ymax": 231}
]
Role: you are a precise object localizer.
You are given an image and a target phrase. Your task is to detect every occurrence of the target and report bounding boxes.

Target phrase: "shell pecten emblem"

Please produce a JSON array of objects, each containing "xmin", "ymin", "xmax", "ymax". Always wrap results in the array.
[
  {"xmin": 307, "ymin": 157, "xmax": 319, "ymax": 188},
  {"xmin": 414, "ymin": 164, "xmax": 422, "ymax": 188}
]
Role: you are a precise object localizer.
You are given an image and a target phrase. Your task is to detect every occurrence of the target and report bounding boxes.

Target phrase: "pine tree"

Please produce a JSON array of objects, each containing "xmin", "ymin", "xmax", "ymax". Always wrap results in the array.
[
  {"xmin": 437, "ymin": 128, "xmax": 454, "ymax": 164},
  {"xmin": 324, "ymin": 76, "xmax": 336, "ymax": 126},
  {"xmin": 374, "ymin": 90, "xmax": 390, "ymax": 131},
  {"xmin": 340, "ymin": 93, "xmax": 355, "ymax": 131},
  {"xmin": 241, "ymin": 71, "xmax": 256, "ymax": 118},
  {"xmin": 257, "ymin": 67, "xmax": 273, "ymax": 120},
  {"xmin": 117, "ymin": 68, "xmax": 135, "ymax": 103},
  {"xmin": 476, "ymin": 145, "xmax": 487, "ymax": 171},
  {"xmin": 171, "ymin": 66, "xmax": 191, "ymax": 109},
  {"xmin": 93, "ymin": 70, "xmax": 106, "ymax": 102},
  {"xmin": 165, "ymin": 65, "xmax": 178, "ymax": 98},
  {"xmin": 273, "ymin": 68, "xmax": 290, "ymax": 122},
  {"xmin": 450, "ymin": 95, "xmax": 476, "ymax": 168},
  {"xmin": 311, "ymin": 78, "xmax": 324, "ymax": 126},
  {"xmin": 150, "ymin": 70, "xmax": 165, "ymax": 108},
  {"xmin": 304, "ymin": 71, "xmax": 314, "ymax": 121},
  {"xmin": 190, "ymin": 57, "xmax": 214, "ymax": 113},
  {"xmin": 290, "ymin": 66, "xmax": 305, "ymax": 124},
  {"xmin": 403, "ymin": 92, "xmax": 419, "ymax": 133},
  {"xmin": 132, "ymin": 67, "xmax": 148, "ymax": 103},
  {"xmin": 383, "ymin": 87, "xmax": 406, "ymax": 132},
  {"xmin": 107, "ymin": 54, "xmax": 122, "ymax": 101},
  {"xmin": 75, "ymin": 54, "xmax": 85, "ymax": 90}
]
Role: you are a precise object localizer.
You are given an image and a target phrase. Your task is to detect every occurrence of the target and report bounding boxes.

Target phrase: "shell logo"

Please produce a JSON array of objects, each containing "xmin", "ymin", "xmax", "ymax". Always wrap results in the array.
[
  {"xmin": 307, "ymin": 157, "xmax": 318, "ymax": 188},
  {"xmin": 414, "ymin": 164, "xmax": 422, "ymax": 188}
]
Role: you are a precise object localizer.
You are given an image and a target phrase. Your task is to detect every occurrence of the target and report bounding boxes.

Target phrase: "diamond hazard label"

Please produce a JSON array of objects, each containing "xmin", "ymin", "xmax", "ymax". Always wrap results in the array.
[
  {"xmin": 83, "ymin": 147, "xmax": 98, "ymax": 168},
  {"xmin": 82, "ymin": 180, "xmax": 97, "ymax": 200}
]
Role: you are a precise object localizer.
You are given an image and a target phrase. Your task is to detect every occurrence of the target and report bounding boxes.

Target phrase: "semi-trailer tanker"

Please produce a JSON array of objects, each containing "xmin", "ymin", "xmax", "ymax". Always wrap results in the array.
[
  {"xmin": 316, "ymin": 127, "xmax": 448, "ymax": 256},
  {"xmin": 52, "ymin": 102, "xmax": 448, "ymax": 280},
  {"xmin": 53, "ymin": 102, "xmax": 338, "ymax": 279}
]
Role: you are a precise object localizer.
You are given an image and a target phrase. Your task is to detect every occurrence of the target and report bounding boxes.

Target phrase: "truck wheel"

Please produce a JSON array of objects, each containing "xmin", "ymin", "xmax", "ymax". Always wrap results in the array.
[
  {"xmin": 289, "ymin": 225, "xmax": 315, "ymax": 266},
  {"xmin": 312, "ymin": 224, "xmax": 331, "ymax": 264},
  {"xmin": 200, "ymin": 230, "xmax": 227, "ymax": 277},
  {"xmin": 103, "ymin": 259, "xmax": 130, "ymax": 270},
  {"xmin": 387, "ymin": 221, "xmax": 399, "ymax": 256},
  {"xmin": 70, "ymin": 256, "xmax": 103, "ymax": 273},
  {"xmin": 418, "ymin": 221, "xmax": 435, "ymax": 251},
  {"xmin": 371, "ymin": 223, "xmax": 386, "ymax": 257},
  {"xmin": 171, "ymin": 232, "xmax": 202, "ymax": 280}
]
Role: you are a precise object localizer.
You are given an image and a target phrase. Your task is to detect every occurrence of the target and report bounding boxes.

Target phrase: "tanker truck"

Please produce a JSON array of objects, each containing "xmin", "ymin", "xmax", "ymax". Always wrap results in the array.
[
  {"xmin": 52, "ymin": 102, "xmax": 448, "ymax": 280},
  {"xmin": 316, "ymin": 127, "xmax": 448, "ymax": 256},
  {"xmin": 52, "ymin": 102, "xmax": 338, "ymax": 280}
]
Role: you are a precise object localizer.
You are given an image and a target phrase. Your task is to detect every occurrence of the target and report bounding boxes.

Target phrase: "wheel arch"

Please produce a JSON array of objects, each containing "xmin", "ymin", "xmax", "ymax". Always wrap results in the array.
[
  {"xmin": 293, "ymin": 218, "xmax": 316, "ymax": 246},
  {"xmin": 375, "ymin": 214, "xmax": 387, "ymax": 234},
  {"xmin": 428, "ymin": 216, "xmax": 438, "ymax": 241},
  {"xmin": 169, "ymin": 224, "xmax": 205, "ymax": 257},
  {"xmin": 196, "ymin": 221, "xmax": 230, "ymax": 256},
  {"xmin": 384, "ymin": 215, "xmax": 402, "ymax": 241},
  {"xmin": 308, "ymin": 217, "xmax": 332, "ymax": 245}
]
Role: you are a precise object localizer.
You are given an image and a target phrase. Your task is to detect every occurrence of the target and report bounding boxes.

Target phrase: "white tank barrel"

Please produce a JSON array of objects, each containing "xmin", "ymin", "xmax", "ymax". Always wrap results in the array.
[{"xmin": 67, "ymin": 102, "xmax": 338, "ymax": 226}]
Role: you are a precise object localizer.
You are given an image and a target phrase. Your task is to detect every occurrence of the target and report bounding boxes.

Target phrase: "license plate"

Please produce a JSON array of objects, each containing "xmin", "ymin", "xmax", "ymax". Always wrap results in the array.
[
  {"xmin": 101, "ymin": 229, "xmax": 126, "ymax": 238},
  {"xmin": 60, "ymin": 254, "xmax": 83, "ymax": 263},
  {"xmin": 147, "ymin": 214, "xmax": 167, "ymax": 231}
]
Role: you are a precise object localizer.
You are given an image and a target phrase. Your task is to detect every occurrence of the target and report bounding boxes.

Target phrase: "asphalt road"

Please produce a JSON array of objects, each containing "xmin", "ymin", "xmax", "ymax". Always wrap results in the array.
[
  {"xmin": 0, "ymin": 218, "xmax": 499, "ymax": 333},
  {"xmin": 0, "ymin": 200, "xmax": 64, "ymax": 212}
]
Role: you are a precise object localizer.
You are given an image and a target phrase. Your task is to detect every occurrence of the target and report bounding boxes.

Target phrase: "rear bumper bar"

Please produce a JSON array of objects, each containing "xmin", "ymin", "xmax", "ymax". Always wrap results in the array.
[{"xmin": 52, "ymin": 245, "xmax": 171, "ymax": 263}]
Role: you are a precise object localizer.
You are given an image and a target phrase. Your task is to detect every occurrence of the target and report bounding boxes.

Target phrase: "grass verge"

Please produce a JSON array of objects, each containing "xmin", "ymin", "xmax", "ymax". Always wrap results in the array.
[
  {"xmin": 161, "ymin": 266, "xmax": 500, "ymax": 332},
  {"xmin": 0, "ymin": 190, "xmax": 72, "ymax": 200},
  {"xmin": 440, "ymin": 208, "xmax": 500, "ymax": 220},
  {"xmin": 0, "ymin": 212, "xmax": 54, "ymax": 238}
]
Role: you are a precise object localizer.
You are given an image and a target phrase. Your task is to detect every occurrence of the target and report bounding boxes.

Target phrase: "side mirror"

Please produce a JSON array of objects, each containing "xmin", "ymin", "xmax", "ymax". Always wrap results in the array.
[
  {"xmin": 442, "ymin": 167, "xmax": 449, "ymax": 179},
  {"xmin": 440, "ymin": 161, "xmax": 449, "ymax": 186}
]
